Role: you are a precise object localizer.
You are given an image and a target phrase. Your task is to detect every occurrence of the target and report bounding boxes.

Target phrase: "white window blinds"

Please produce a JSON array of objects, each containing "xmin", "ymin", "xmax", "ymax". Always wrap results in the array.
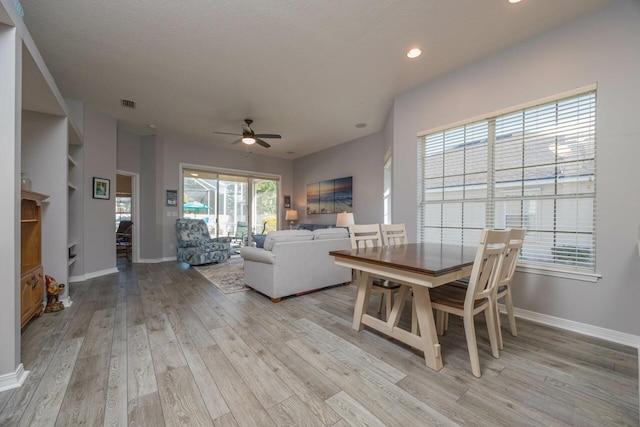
[{"xmin": 418, "ymin": 90, "xmax": 596, "ymax": 271}]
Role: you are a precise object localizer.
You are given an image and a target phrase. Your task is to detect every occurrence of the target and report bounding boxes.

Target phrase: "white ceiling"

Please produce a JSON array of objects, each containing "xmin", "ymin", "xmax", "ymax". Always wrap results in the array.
[{"xmin": 20, "ymin": 0, "xmax": 612, "ymax": 159}]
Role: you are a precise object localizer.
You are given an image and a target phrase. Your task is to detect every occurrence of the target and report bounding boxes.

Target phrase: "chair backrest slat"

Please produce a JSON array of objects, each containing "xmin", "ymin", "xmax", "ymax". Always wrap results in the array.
[
  {"xmin": 381, "ymin": 223, "xmax": 408, "ymax": 246},
  {"xmin": 498, "ymin": 228, "xmax": 526, "ymax": 287},
  {"xmin": 465, "ymin": 229, "xmax": 510, "ymax": 308},
  {"xmin": 348, "ymin": 224, "xmax": 382, "ymax": 249}
]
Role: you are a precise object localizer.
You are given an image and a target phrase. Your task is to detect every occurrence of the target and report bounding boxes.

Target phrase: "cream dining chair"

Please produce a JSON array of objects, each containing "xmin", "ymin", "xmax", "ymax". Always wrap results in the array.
[
  {"xmin": 380, "ymin": 223, "xmax": 414, "ymax": 327},
  {"xmin": 429, "ymin": 229, "xmax": 509, "ymax": 377},
  {"xmin": 348, "ymin": 224, "xmax": 400, "ymax": 319},
  {"xmin": 494, "ymin": 228, "xmax": 526, "ymax": 349}
]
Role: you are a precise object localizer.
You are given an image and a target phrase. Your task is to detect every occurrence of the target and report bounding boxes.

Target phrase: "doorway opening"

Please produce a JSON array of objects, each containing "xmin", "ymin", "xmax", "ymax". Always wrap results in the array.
[{"xmin": 115, "ymin": 172, "xmax": 138, "ymax": 264}]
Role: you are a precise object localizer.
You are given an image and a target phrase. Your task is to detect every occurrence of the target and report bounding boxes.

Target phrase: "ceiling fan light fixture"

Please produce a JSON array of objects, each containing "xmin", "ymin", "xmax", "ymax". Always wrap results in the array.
[{"xmin": 242, "ymin": 137, "xmax": 256, "ymax": 145}]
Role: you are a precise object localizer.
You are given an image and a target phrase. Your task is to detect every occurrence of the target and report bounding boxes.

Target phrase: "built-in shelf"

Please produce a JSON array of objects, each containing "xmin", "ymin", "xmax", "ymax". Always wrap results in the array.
[
  {"xmin": 21, "ymin": 219, "xmax": 38, "ymax": 223},
  {"xmin": 68, "ymin": 182, "xmax": 77, "ymax": 191},
  {"xmin": 67, "ymin": 154, "xmax": 77, "ymax": 167},
  {"xmin": 67, "ymin": 257, "xmax": 76, "ymax": 266},
  {"xmin": 68, "ymin": 241, "xmax": 77, "ymax": 249}
]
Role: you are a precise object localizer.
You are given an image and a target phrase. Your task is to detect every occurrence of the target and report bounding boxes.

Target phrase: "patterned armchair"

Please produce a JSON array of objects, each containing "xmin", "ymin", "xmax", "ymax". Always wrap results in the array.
[{"xmin": 175, "ymin": 219, "xmax": 231, "ymax": 265}]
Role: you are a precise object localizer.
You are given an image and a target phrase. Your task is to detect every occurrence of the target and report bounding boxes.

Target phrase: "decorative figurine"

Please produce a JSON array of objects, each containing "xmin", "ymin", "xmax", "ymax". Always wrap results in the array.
[{"xmin": 44, "ymin": 275, "xmax": 65, "ymax": 313}]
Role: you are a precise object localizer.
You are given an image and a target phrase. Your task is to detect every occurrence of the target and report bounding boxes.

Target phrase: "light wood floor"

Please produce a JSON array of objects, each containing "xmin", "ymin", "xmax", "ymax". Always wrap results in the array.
[{"xmin": 1, "ymin": 260, "xmax": 638, "ymax": 426}]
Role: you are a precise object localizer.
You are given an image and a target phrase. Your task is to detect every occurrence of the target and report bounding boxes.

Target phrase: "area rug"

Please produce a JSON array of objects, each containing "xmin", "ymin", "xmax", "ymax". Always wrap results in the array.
[{"xmin": 194, "ymin": 257, "xmax": 246, "ymax": 294}]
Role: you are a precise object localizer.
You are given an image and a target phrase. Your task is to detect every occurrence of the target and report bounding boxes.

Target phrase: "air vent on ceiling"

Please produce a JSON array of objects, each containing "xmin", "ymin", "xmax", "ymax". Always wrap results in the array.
[{"xmin": 120, "ymin": 99, "xmax": 136, "ymax": 109}]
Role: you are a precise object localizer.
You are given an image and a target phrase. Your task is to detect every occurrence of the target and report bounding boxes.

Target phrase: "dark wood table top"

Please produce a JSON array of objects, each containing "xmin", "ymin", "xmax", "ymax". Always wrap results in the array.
[{"xmin": 330, "ymin": 243, "xmax": 477, "ymax": 276}]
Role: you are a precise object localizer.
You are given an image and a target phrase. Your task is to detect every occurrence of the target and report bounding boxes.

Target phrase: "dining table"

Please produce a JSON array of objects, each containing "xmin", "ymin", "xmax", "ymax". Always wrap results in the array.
[{"xmin": 329, "ymin": 243, "xmax": 477, "ymax": 371}]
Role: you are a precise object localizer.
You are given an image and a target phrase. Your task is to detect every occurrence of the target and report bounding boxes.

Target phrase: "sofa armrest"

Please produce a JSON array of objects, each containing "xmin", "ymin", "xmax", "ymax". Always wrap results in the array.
[{"xmin": 240, "ymin": 246, "xmax": 275, "ymax": 264}]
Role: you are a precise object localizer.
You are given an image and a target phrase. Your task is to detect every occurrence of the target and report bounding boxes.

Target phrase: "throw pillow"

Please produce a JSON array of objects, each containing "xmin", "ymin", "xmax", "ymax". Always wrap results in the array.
[{"xmin": 252, "ymin": 234, "xmax": 267, "ymax": 248}]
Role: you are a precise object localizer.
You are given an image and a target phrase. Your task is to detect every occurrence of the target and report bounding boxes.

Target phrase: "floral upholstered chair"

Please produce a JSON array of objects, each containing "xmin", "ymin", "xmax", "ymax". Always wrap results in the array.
[{"xmin": 175, "ymin": 218, "xmax": 231, "ymax": 265}]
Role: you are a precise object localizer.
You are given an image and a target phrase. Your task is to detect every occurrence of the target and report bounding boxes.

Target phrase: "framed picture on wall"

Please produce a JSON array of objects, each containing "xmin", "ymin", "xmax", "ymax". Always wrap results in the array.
[
  {"xmin": 284, "ymin": 195, "xmax": 291, "ymax": 209},
  {"xmin": 92, "ymin": 177, "xmax": 110, "ymax": 200},
  {"xmin": 166, "ymin": 190, "xmax": 178, "ymax": 207}
]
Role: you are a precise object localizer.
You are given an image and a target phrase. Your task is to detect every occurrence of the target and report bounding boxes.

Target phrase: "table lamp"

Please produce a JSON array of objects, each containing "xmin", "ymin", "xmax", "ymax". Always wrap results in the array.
[
  {"xmin": 336, "ymin": 212, "xmax": 354, "ymax": 228},
  {"xmin": 285, "ymin": 209, "xmax": 298, "ymax": 229}
]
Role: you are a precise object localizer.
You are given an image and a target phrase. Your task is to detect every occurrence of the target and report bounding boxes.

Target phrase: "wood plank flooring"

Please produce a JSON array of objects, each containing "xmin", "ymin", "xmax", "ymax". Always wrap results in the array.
[{"xmin": 1, "ymin": 260, "xmax": 637, "ymax": 426}]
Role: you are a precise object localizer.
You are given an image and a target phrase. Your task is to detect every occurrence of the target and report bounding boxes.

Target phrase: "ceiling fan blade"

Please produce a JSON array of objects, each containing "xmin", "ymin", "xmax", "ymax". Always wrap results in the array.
[
  {"xmin": 212, "ymin": 131, "xmax": 241, "ymax": 136},
  {"xmin": 255, "ymin": 138, "xmax": 271, "ymax": 148},
  {"xmin": 230, "ymin": 138, "xmax": 242, "ymax": 145},
  {"xmin": 254, "ymin": 133, "xmax": 281, "ymax": 139}
]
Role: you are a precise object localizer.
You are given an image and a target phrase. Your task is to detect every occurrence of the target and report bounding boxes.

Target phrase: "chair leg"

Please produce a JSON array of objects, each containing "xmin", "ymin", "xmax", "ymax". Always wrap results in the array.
[
  {"xmin": 505, "ymin": 287, "xmax": 518, "ymax": 337},
  {"xmin": 485, "ymin": 303, "xmax": 500, "ymax": 359},
  {"xmin": 495, "ymin": 299, "xmax": 504, "ymax": 350},
  {"xmin": 377, "ymin": 290, "xmax": 384, "ymax": 314},
  {"xmin": 411, "ymin": 297, "xmax": 418, "ymax": 334},
  {"xmin": 443, "ymin": 312, "xmax": 449, "ymax": 332},
  {"xmin": 463, "ymin": 315, "xmax": 482, "ymax": 378},
  {"xmin": 435, "ymin": 310, "xmax": 446, "ymax": 336},
  {"xmin": 385, "ymin": 290, "xmax": 393, "ymax": 320}
]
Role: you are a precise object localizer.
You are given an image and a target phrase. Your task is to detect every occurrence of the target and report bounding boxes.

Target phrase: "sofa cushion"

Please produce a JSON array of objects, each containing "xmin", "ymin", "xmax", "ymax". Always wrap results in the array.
[
  {"xmin": 263, "ymin": 230, "xmax": 314, "ymax": 251},
  {"xmin": 313, "ymin": 228, "xmax": 348, "ymax": 240}
]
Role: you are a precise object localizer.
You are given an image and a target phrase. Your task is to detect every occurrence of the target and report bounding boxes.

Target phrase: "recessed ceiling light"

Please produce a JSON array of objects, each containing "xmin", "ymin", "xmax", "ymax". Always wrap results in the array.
[
  {"xmin": 508, "ymin": 0, "xmax": 522, "ymax": 3},
  {"xmin": 355, "ymin": 123, "xmax": 367, "ymax": 128},
  {"xmin": 148, "ymin": 124, "xmax": 156, "ymax": 129},
  {"xmin": 286, "ymin": 151, "xmax": 295, "ymax": 155},
  {"xmin": 406, "ymin": 48, "xmax": 422, "ymax": 59}
]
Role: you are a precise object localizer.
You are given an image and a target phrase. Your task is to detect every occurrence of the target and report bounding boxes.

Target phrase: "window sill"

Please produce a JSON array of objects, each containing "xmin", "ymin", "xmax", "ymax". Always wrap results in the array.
[{"xmin": 516, "ymin": 264, "xmax": 601, "ymax": 283}]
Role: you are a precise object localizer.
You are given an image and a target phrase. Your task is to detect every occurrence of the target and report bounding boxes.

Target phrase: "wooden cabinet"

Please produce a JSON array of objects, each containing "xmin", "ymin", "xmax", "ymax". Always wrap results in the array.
[{"xmin": 21, "ymin": 190, "xmax": 49, "ymax": 327}]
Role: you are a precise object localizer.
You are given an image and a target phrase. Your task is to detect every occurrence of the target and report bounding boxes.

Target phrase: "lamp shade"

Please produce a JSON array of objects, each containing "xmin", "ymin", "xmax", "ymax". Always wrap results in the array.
[
  {"xmin": 336, "ymin": 212, "xmax": 354, "ymax": 228},
  {"xmin": 285, "ymin": 209, "xmax": 298, "ymax": 221}
]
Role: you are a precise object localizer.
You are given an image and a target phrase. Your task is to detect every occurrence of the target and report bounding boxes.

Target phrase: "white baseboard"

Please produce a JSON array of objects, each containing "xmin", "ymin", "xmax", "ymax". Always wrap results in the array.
[
  {"xmin": 60, "ymin": 296, "xmax": 73, "ymax": 307},
  {"xmin": 0, "ymin": 364, "xmax": 29, "ymax": 392},
  {"xmin": 69, "ymin": 267, "xmax": 119, "ymax": 283},
  {"xmin": 500, "ymin": 304, "xmax": 640, "ymax": 348},
  {"xmin": 138, "ymin": 257, "xmax": 177, "ymax": 263}
]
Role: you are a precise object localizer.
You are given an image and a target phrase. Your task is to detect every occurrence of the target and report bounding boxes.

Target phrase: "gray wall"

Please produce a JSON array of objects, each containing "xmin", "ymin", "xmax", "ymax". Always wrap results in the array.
[
  {"xmin": 21, "ymin": 111, "xmax": 68, "ymax": 284},
  {"xmin": 391, "ymin": 0, "xmax": 640, "ymax": 335},
  {"xmin": 0, "ymin": 22, "xmax": 21, "ymax": 376},
  {"xmin": 293, "ymin": 131, "xmax": 384, "ymax": 226},
  {"xmin": 139, "ymin": 135, "xmax": 162, "ymax": 260},
  {"xmin": 116, "ymin": 127, "xmax": 140, "ymax": 173},
  {"xmin": 83, "ymin": 108, "xmax": 117, "ymax": 274}
]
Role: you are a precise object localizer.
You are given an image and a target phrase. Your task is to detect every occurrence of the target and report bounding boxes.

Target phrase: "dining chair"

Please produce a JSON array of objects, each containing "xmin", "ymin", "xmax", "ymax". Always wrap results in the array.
[
  {"xmin": 494, "ymin": 228, "xmax": 526, "ymax": 349},
  {"xmin": 348, "ymin": 224, "xmax": 400, "ymax": 319},
  {"xmin": 429, "ymin": 229, "xmax": 509, "ymax": 377},
  {"xmin": 381, "ymin": 223, "xmax": 407, "ymax": 246},
  {"xmin": 380, "ymin": 223, "xmax": 416, "ymax": 329}
]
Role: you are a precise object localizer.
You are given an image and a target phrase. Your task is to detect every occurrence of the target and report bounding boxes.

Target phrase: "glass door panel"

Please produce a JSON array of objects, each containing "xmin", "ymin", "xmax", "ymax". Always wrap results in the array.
[
  {"xmin": 251, "ymin": 178, "xmax": 278, "ymax": 235},
  {"xmin": 218, "ymin": 175, "xmax": 248, "ymax": 246},
  {"xmin": 183, "ymin": 170, "xmax": 218, "ymax": 236}
]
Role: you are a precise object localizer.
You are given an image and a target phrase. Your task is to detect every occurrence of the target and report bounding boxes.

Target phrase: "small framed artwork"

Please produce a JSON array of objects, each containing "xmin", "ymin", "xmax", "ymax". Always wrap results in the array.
[
  {"xmin": 92, "ymin": 177, "xmax": 110, "ymax": 200},
  {"xmin": 284, "ymin": 195, "xmax": 291, "ymax": 209},
  {"xmin": 166, "ymin": 190, "xmax": 178, "ymax": 207}
]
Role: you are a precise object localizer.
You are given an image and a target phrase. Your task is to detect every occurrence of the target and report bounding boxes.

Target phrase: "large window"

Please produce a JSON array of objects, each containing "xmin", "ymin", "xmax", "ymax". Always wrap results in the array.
[{"xmin": 418, "ymin": 90, "xmax": 596, "ymax": 272}]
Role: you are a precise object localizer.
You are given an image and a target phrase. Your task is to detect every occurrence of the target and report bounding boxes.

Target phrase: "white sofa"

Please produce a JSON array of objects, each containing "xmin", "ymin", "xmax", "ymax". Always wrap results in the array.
[{"xmin": 240, "ymin": 228, "xmax": 352, "ymax": 302}]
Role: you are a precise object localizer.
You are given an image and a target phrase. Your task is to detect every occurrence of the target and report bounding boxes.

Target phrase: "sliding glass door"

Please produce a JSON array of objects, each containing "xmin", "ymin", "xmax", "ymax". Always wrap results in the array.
[
  {"xmin": 251, "ymin": 178, "xmax": 278, "ymax": 235},
  {"xmin": 183, "ymin": 168, "xmax": 279, "ymax": 245}
]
